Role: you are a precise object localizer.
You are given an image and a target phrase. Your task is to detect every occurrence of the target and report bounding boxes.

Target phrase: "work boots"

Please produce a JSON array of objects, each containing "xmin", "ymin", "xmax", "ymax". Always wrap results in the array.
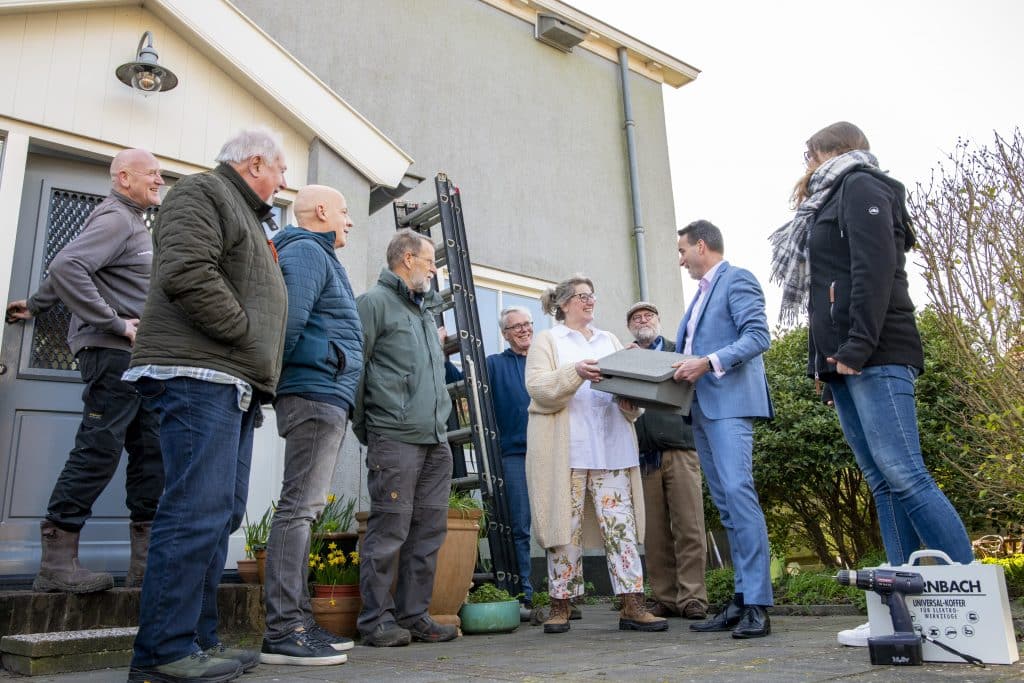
[
  {"xmin": 125, "ymin": 521, "xmax": 152, "ymax": 588},
  {"xmin": 543, "ymin": 597, "xmax": 572, "ymax": 634},
  {"xmin": 33, "ymin": 520, "xmax": 113, "ymax": 593},
  {"xmin": 618, "ymin": 592, "xmax": 669, "ymax": 632}
]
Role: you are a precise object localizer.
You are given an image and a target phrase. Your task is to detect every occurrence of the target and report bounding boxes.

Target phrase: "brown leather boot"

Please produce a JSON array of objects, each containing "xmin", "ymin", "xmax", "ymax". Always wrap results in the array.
[
  {"xmin": 125, "ymin": 521, "xmax": 152, "ymax": 588},
  {"xmin": 33, "ymin": 520, "xmax": 113, "ymax": 593},
  {"xmin": 618, "ymin": 592, "xmax": 669, "ymax": 632},
  {"xmin": 543, "ymin": 597, "xmax": 571, "ymax": 634}
]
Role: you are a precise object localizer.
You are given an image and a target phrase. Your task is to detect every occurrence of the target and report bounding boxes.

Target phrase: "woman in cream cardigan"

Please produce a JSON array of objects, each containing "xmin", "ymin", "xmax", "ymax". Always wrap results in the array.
[{"xmin": 525, "ymin": 274, "xmax": 667, "ymax": 635}]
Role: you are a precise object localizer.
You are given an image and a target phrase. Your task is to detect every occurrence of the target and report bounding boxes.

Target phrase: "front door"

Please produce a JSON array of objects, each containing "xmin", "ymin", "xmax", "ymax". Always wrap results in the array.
[{"xmin": 0, "ymin": 151, "xmax": 140, "ymax": 577}]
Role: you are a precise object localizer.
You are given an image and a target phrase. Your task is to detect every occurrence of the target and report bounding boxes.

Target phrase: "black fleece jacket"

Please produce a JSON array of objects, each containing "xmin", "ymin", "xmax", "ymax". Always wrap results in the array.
[{"xmin": 806, "ymin": 169, "xmax": 924, "ymax": 379}]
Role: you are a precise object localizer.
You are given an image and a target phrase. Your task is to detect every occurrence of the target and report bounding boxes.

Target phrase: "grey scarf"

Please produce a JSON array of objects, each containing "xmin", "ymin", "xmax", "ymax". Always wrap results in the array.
[{"xmin": 769, "ymin": 150, "xmax": 879, "ymax": 325}]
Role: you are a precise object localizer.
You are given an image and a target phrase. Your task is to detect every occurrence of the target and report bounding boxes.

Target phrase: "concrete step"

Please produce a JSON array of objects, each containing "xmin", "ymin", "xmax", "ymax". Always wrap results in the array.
[
  {"xmin": 1, "ymin": 627, "xmax": 136, "ymax": 676},
  {"xmin": 0, "ymin": 584, "xmax": 264, "ymax": 674}
]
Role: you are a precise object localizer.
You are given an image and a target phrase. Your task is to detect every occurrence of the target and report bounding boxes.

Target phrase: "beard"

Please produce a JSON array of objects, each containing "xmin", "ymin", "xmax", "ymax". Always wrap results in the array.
[
  {"xmin": 411, "ymin": 274, "xmax": 433, "ymax": 293},
  {"xmin": 633, "ymin": 323, "xmax": 661, "ymax": 346}
]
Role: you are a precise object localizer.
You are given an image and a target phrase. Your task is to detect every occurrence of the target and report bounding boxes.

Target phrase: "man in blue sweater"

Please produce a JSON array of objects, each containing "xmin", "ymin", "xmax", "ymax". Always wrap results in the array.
[
  {"xmin": 259, "ymin": 185, "xmax": 361, "ymax": 667},
  {"xmin": 485, "ymin": 307, "xmax": 534, "ymax": 610}
]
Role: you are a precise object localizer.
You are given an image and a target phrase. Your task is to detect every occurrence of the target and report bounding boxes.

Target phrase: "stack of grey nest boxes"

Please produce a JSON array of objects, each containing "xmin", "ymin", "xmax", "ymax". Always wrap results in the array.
[{"xmin": 593, "ymin": 348, "xmax": 696, "ymax": 414}]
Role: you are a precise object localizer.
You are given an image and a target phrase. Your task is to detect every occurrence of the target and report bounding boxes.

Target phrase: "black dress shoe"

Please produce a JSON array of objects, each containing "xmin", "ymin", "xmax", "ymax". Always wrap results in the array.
[
  {"xmin": 731, "ymin": 605, "xmax": 771, "ymax": 639},
  {"xmin": 689, "ymin": 598, "xmax": 743, "ymax": 632}
]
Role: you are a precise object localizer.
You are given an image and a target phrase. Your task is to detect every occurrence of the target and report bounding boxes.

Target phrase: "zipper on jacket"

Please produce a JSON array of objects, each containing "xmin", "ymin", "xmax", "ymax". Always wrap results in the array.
[{"xmin": 828, "ymin": 281, "xmax": 837, "ymax": 325}]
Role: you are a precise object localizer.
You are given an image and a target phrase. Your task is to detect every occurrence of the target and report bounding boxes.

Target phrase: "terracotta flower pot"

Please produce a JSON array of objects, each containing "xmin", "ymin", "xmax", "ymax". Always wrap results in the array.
[
  {"xmin": 255, "ymin": 548, "xmax": 267, "ymax": 584},
  {"xmin": 310, "ymin": 584, "xmax": 361, "ymax": 637},
  {"xmin": 356, "ymin": 508, "xmax": 481, "ymax": 627},
  {"xmin": 236, "ymin": 558, "xmax": 260, "ymax": 584}
]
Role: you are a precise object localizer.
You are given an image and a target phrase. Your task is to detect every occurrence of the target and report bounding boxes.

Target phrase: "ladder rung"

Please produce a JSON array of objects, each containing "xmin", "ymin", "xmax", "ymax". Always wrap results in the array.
[
  {"xmin": 445, "ymin": 380, "xmax": 466, "ymax": 397},
  {"xmin": 451, "ymin": 474, "xmax": 480, "ymax": 491},
  {"xmin": 447, "ymin": 426, "xmax": 473, "ymax": 446},
  {"xmin": 397, "ymin": 200, "xmax": 440, "ymax": 228}
]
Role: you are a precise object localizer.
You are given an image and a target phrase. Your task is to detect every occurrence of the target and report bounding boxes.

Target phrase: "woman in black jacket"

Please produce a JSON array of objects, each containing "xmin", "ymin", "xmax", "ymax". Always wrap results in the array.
[{"xmin": 769, "ymin": 121, "xmax": 973, "ymax": 574}]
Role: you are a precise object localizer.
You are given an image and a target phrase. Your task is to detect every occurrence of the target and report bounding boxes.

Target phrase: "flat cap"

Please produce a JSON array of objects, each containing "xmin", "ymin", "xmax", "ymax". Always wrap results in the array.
[{"xmin": 626, "ymin": 301, "xmax": 659, "ymax": 324}]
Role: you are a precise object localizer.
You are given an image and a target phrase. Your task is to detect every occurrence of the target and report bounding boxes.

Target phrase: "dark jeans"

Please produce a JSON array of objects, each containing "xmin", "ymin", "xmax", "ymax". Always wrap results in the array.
[
  {"xmin": 264, "ymin": 395, "xmax": 348, "ymax": 638},
  {"xmin": 47, "ymin": 347, "xmax": 163, "ymax": 531},
  {"xmin": 357, "ymin": 432, "xmax": 452, "ymax": 634},
  {"xmin": 502, "ymin": 454, "xmax": 533, "ymax": 602},
  {"xmin": 131, "ymin": 377, "xmax": 258, "ymax": 667}
]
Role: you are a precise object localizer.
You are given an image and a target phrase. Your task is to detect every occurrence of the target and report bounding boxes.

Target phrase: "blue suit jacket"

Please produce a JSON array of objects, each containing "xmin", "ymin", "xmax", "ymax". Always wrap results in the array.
[{"xmin": 676, "ymin": 261, "xmax": 774, "ymax": 420}]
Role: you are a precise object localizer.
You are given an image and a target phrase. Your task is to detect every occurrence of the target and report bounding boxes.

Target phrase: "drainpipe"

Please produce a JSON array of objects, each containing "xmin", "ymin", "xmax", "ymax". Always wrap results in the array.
[{"xmin": 618, "ymin": 46, "xmax": 649, "ymax": 301}]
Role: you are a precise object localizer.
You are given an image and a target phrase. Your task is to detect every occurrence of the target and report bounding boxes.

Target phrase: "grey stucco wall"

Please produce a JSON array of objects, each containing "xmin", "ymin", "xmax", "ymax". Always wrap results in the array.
[{"xmin": 238, "ymin": 0, "xmax": 684, "ymax": 341}]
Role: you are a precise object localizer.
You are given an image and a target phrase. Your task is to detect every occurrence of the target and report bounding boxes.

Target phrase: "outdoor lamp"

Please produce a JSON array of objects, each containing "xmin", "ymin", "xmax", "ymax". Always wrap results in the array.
[{"xmin": 115, "ymin": 31, "xmax": 178, "ymax": 94}]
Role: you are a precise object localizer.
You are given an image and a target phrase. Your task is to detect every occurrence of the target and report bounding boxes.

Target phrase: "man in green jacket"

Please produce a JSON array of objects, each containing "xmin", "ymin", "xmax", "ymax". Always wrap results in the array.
[
  {"xmin": 354, "ymin": 229, "xmax": 455, "ymax": 647},
  {"xmin": 125, "ymin": 128, "xmax": 288, "ymax": 683}
]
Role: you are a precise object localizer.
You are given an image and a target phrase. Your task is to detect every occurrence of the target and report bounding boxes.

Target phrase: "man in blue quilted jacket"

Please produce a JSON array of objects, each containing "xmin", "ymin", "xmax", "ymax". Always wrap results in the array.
[{"xmin": 259, "ymin": 185, "xmax": 362, "ymax": 667}]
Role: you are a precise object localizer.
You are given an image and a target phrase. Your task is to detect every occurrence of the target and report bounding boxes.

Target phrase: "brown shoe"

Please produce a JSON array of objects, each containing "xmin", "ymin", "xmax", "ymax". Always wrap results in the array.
[
  {"xmin": 649, "ymin": 602, "xmax": 679, "ymax": 618},
  {"xmin": 681, "ymin": 601, "xmax": 708, "ymax": 620},
  {"xmin": 618, "ymin": 593, "xmax": 669, "ymax": 632},
  {"xmin": 544, "ymin": 598, "xmax": 571, "ymax": 634},
  {"xmin": 125, "ymin": 521, "xmax": 151, "ymax": 588},
  {"xmin": 33, "ymin": 521, "xmax": 113, "ymax": 594}
]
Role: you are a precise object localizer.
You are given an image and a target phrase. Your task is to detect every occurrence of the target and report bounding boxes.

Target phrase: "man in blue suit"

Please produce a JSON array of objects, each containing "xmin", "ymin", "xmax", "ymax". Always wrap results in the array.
[{"xmin": 672, "ymin": 219, "xmax": 774, "ymax": 639}]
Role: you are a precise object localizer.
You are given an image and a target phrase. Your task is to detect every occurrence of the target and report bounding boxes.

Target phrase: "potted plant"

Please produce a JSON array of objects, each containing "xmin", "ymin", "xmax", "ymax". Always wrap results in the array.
[
  {"xmin": 239, "ymin": 504, "xmax": 274, "ymax": 584},
  {"xmin": 308, "ymin": 538, "xmax": 361, "ymax": 637},
  {"xmin": 311, "ymin": 493, "xmax": 358, "ymax": 556},
  {"xmin": 356, "ymin": 488, "xmax": 484, "ymax": 626},
  {"xmin": 458, "ymin": 583, "xmax": 520, "ymax": 634}
]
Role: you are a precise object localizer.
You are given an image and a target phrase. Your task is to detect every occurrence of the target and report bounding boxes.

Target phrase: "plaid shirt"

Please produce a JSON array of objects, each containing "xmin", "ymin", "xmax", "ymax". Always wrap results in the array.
[{"xmin": 122, "ymin": 365, "xmax": 253, "ymax": 411}]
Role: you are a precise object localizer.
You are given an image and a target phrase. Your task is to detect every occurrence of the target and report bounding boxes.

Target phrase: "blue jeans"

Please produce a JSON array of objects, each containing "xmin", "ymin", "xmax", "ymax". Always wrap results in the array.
[
  {"xmin": 502, "ymin": 454, "xmax": 533, "ymax": 602},
  {"xmin": 264, "ymin": 395, "xmax": 348, "ymax": 638},
  {"xmin": 691, "ymin": 401, "xmax": 773, "ymax": 606},
  {"xmin": 827, "ymin": 364, "xmax": 973, "ymax": 565},
  {"xmin": 130, "ymin": 377, "xmax": 258, "ymax": 667}
]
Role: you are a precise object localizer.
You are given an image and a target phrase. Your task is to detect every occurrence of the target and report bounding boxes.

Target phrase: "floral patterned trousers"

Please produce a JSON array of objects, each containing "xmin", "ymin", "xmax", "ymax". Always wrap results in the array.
[{"xmin": 546, "ymin": 468, "xmax": 644, "ymax": 599}]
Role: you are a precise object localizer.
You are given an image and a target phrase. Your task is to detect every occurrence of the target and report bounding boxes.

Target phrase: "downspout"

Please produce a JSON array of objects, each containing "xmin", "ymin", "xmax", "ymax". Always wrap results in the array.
[{"xmin": 618, "ymin": 46, "xmax": 649, "ymax": 301}]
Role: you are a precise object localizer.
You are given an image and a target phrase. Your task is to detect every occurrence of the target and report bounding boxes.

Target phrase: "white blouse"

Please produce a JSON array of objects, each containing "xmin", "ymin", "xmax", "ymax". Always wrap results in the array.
[{"xmin": 550, "ymin": 324, "xmax": 639, "ymax": 471}]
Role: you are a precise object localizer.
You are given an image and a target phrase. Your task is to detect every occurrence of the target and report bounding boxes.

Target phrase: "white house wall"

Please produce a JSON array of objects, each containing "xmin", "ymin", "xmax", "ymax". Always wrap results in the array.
[{"xmin": 0, "ymin": 5, "xmax": 308, "ymax": 179}]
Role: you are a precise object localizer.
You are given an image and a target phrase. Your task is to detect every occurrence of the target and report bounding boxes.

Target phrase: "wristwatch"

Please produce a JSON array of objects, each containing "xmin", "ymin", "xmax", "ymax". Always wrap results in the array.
[{"xmin": 705, "ymin": 357, "xmax": 714, "ymax": 372}]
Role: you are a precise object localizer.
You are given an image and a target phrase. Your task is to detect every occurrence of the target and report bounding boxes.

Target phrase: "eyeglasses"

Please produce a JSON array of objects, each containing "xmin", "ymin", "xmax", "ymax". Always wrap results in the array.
[
  {"xmin": 409, "ymin": 253, "xmax": 435, "ymax": 267},
  {"xmin": 803, "ymin": 150, "xmax": 815, "ymax": 163},
  {"xmin": 504, "ymin": 321, "xmax": 533, "ymax": 333},
  {"xmin": 570, "ymin": 292, "xmax": 596, "ymax": 303},
  {"xmin": 630, "ymin": 312, "xmax": 657, "ymax": 323},
  {"xmin": 124, "ymin": 168, "xmax": 163, "ymax": 179}
]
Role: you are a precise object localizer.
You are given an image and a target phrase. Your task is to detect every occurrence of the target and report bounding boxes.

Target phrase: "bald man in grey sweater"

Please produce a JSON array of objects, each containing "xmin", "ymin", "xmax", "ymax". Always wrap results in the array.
[{"xmin": 6, "ymin": 148, "xmax": 166, "ymax": 594}]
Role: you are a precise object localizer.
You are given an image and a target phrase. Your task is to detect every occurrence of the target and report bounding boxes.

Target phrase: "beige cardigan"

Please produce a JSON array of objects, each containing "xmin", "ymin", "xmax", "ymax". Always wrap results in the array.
[{"xmin": 524, "ymin": 327, "xmax": 646, "ymax": 551}]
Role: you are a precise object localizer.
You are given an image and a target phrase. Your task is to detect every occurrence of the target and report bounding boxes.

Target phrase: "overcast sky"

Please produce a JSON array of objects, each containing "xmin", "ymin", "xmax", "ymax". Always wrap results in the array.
[{"xmin": 571, "ymin": 0, "xmax": 1023, "ymax": 326}]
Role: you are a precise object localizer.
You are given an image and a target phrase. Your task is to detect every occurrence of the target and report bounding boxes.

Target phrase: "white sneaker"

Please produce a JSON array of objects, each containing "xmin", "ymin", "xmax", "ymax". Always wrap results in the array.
[{"xmin": 837, "ymin": 622, "xmax": 870, "ymax": 647}]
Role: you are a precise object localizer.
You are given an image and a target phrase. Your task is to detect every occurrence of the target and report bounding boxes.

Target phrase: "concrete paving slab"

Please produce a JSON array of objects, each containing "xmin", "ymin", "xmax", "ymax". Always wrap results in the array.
[{"xmin": 1, "ymin": 606, "xmax": 1021, "ymax": 682}]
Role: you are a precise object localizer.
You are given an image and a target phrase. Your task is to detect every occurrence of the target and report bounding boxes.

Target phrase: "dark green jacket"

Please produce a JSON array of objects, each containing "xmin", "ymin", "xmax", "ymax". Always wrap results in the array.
[
  {"xmin": 130, "ymin": 164, "xmax": 287, "ymax": 397},
  {"xmin": 353, "ymin": 268, "xmax": 450, "ymax": 445}
]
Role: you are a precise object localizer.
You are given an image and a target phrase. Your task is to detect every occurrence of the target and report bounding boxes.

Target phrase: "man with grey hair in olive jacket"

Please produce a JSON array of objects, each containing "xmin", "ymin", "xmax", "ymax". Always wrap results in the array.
[
  {"xmin": 125, "ymin": 128, "xmax": 288, "ymax": 683},
  {"xmin": 354, "ymin": 228, "xmax": 455, "ymax": 648},
  {"xmin": 6, "ymin": 148, "xmax": 164, "ymax": 596}
]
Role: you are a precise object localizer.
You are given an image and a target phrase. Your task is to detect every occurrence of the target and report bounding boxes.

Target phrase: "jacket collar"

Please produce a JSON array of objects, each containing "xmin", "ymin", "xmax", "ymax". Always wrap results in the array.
[
  {"xmin": 378, "ymin": 268, "xmax": 443, "ymax": 311},
  {"xmin": 214, "ymin": 163, "xmax": 275, "ymax": 223},
  {"xmin": 275, "ymin": 225, "xmax": 338, "ymax": 257},
  {"xmin": 109, "ymin": 189, "xmax": 148, "ymax": 215}
]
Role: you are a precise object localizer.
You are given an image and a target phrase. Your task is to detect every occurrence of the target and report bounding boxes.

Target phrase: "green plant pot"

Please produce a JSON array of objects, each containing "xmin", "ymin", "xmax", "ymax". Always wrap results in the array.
[{"xmin": 458, "ymin": 600, "xmax": 520, "ymax": 634}]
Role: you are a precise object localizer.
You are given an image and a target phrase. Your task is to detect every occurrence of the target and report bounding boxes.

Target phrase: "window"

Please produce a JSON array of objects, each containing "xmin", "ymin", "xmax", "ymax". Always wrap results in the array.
[{"xmin": 441, "ymin": 265, "xmax": 553, "ymax": 357}]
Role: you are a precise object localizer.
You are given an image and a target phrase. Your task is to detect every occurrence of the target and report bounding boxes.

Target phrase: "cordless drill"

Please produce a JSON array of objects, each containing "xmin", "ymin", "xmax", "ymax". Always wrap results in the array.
[{"xmin": 836, "ymin": 568, "xmax": 924, "ymax": 666}]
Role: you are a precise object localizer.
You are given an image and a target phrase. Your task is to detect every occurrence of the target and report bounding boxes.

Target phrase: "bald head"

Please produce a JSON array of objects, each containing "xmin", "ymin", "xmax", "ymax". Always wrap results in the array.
[
  {"xmin": 293, "ymin": 185, "xmax": 353, "ymax": 249},
  {"xmin": 110, "ymin": 148, "xmax": 163, "ymax": 208}
]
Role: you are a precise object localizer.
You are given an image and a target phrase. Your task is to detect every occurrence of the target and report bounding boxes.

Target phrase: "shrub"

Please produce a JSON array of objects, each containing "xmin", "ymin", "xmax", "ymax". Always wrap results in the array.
[
  {"xmin": 704, "ymin": 568, "xmax": 735, "ymax": 607},
  {"xmin": 980, "ymin": 555, "xmax": 1024, "ymax": 599},
  {"xmin": 467, "ymin": 583, "xmax": 516, "ymax": 604}
]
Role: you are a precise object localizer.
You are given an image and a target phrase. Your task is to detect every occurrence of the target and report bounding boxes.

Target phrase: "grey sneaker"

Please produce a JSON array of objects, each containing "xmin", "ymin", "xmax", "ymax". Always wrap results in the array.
[
  {"xmin": 403, "ymin": 615, "xmax": 457, "ymax": 643},
  {"xmin": 203, "ymin": 642, "xmax": 259, "ymax": 672},
  {"xmin": 259, "ymin": 628, "xmax": 348, "ymax": 666},
  {"xmin": 127, "ymin": 651, "xmax": 241, "ymax": 682},
  {"xmin": 360, "ymin": 622, "xmax": 411, "ymax": 647},
  {"xmin": 305, "ymin": 622, "xmax": 355, "ymax": 651}
]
